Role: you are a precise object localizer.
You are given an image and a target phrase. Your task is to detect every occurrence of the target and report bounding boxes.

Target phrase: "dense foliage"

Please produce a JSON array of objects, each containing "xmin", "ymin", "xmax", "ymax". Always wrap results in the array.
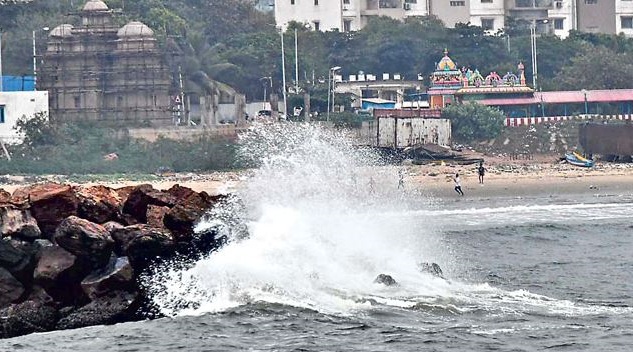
[
  {"xmin": 3, "ymin": 1, "xmax": 633, "ymax": 104},
  {"xmin": 1, "ymin": 114, "xmax": 237, "ymax": 174},
  {"xmin": 442, "ymin": 103, "xmax": 505, "ymax": 143}
]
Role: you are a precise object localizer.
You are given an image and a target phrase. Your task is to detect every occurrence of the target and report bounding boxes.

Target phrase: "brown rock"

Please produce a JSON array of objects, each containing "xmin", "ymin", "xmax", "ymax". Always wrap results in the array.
[
  {"xmin": 0, "ymin": 205, "xmax": 41, "ymax": 240},
  {"xmin": 13, "ymin": 183, "xmax": 78, "ymax": 238},
  {"xmin": 81, "ymin": 257, "xmax": 134, "ymax": 300},
  {"xmin": 0, "ymin": 189, "xmax": 11, "ymax": 203},
  {"xmin": 0, "ymin": 267, "xmax": 24, "ymax": 307},
  {"xmin": 122, "ymin": 184, "xmax": 178, "ymax": 223},
  {"xmin": 54, "ymin": 216, "xmax": 114, "ymax": 269},
  {"xmin": 114, "ymin": 185, "xmax": 137, "ymax": 205},
  {"xmin": 166, "ymin": 184, "xmax": 196, "ymax": 202},
  {"xmin": 164, "ymin": 192, "xmax": 212, "ymax": 240},
  {"xmin": 76, "ymin": 185, "xmax": 122, "ymax": 224},
  {"xmin": 33, "ymin": 245, "xmax": 90, "ymax": 305},
  {"xmin": 146, "ymin": 205, "xmax": 169, "ymax": 228},
  {"xmin": 102, "ymin": 221, "xmax": 125, "ymax": 234}
]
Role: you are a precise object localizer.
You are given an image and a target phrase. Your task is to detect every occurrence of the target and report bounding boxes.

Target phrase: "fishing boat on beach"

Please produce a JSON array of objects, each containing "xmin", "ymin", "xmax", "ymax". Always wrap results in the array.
[{"xmin": 565, "ymin": 151, "xmax": 594, "ymax": 167}]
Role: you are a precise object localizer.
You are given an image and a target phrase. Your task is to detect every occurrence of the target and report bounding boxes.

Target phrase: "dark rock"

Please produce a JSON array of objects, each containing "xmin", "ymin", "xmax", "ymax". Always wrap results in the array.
[
  {"xmin": 125, "ymin": 226, "xmax": 175, "ymax": 270},
  {"xmin": 0, "ymin": 267, "xmax": 24, "ymax": 307},
  {"xmin": 175, "ymin": 225, "xmax": 226, "ymax": 261},
  {"xmin": 14, "ymin": 183, "xmax": 78, "ymax": 238},
  {"xmin": 81, "ymin": 257, "xmax": 134, "ymax": 300},
  {"xmin": 76, "ymin": 185, "xmax": 122, "ymax": 224},
  {"xmin": 56, "ymin": 291, "xmax": 140, "ymax": 330},
  {"xmin": 374, "ymin": 273, "xmax": 398, "ymax": 286},
  {"xmin": 418, "ymin": 262, "xmax": 444, "ymax": 278},
  {"xmin": 33, "ymin": 246, "xmax": 90, "ymax": 305},
  {"xmin": 102, "ymin": 221, "xmax": 125, "ymax": 233},
  {"xmin": 122, "ymin": 184, "xmax": 178, "ymax": 223},
  {"xmin": 0, "ymin": 300, "xmax": 59, "ymax": 338},
  {"xmin": 164, "ymin": 192, "xmax": 212, "ymax": 240},
  {"xmin": 146, "ymin": 204, "xmax": 169, "ymax": 228},
  {"xmin": 0, "ymin": 205, "xmax": 41, "ymax": 240},
  {"xmin": 0, "ymin": 239, "xmax": 40, "ymax": 287},
  {"xmin": 54, "ymin": 216, "xmax": 114, "ymax": 269}
]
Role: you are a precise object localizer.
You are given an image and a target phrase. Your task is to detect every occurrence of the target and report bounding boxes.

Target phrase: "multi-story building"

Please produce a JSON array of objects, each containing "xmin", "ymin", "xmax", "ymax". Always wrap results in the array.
[{"xmin": 274, "ymin": 0, "xmax": 633, "ymax": 38}]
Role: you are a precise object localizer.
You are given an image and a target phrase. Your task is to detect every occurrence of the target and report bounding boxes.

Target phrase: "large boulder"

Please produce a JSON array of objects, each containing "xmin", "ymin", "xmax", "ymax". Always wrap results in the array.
[
  {"xmin": 0, "ymin": 239, "xmax": 40, "ymax": 286},
  {"xmin": 418, "ymin": 262, "xmax": 444, "ymax": 278},
  {"xmin": 33, "ymin": 245, "xmax": 90, "ymax": 305},
  {"xmin": 374, "ymin": 273, "xmax": 398, "ymax": 286},
  {"xmin": 54, "ymin": 216, "xmax": 114, "ymax": 269},
  {"xmin": 81, "ymin": 256, "xmax": 134, "ymax": 300},
  {"xmin": 122, "ymin": 184, "xmax": 178, "ymax": 223},
  {"xmin": 0, "ymin": 189, "xmax": 11, "ymax": 203},
  {"xmin": 0, "ymin": 300, "xmax": 59, "ymax": 338},
  {"xmin": 13, "ymin": 183, "xmax": 78, "ymax": 238},
  {"xmin": 76, "ymin": 185, "xmax": 122, "ymax": 224},
  {"xmin": 163, "ymin": 192, "xmax": 216, "ymax": 240},
  {"xmin": 0, "ymin": 205, "xmax": 41, "ymax": 240},
  {"xmin": 0, "ymin": 267, "xmax": 24, "ymax": 307},
  {"xmin": 56, "ymin": 291, "xmax": 139, "ymax": 330},
  {"xmin": 146, "ymin": 205, "xmax": 169, "ymax": 229},
  {"xmin": 111, "ymin": 225, "xmax": 174, "ymax": 270}
]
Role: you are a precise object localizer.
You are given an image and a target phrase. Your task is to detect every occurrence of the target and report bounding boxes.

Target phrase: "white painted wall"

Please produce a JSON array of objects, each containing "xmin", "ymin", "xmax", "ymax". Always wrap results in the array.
[
  {"xmin": 616, "ymin": 0, "xmax": 633, "ymax": 37},
  {"xmin": 0, "ymin": 91, "xmax": 49, "ymax": 143},
  {"xmin": 376, "ymin": 117, "xmax": 451, "ymax": 148},
  {"xmin": 275, "ymin": 0, "xmax": 343, "ymax": 31},
  {"xmin": 470, "ymin": 0, "xmax": 505, "ymax": 33},
  {"xmin": 549, "ymin": 0, "xmax": 573, "ymax": 39}
]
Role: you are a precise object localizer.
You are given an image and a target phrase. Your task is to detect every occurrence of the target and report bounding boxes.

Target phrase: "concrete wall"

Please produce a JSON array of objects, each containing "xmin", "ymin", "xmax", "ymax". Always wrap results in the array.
[
  {"xmin": 361, "ymin": 116, "xmax": 451, "ymax": 148},
  {"xmin": 0, "ymin": 91, "xmax": 49, "ymax": 143},
  {"xmin": 578, "ymin": 0, "xmax": 615, "ymax": 34}
]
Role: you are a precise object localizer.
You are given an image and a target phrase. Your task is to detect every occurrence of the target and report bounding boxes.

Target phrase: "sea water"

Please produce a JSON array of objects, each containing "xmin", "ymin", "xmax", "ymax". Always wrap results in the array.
[{"xmin": 2, "ymin": 123, "xmax": 632, "ymax": 352}]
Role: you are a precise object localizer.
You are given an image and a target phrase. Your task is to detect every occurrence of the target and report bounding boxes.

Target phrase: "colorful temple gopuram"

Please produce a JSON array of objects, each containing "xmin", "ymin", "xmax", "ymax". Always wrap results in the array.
[{"xmin": 427, "ymin": 49, "xmax": 533, "ymax": 109}]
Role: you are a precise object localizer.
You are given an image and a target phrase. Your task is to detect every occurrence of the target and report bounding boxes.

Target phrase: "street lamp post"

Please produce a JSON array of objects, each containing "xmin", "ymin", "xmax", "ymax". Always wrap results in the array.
[
  {"xmin": 32, "ymin": 27, "xmax": 50, "ymax": 90},
  {"xmin": 530, "ymin": 24, "xmax": 537, "ymax": 91},
  {"xmin": 260, "ymin": 76, "xmax": 272, "ymax": 110},
  {"xmin": 582, "ymin": 89, "xmax": 588, "ymax": 115},
  {"xmin": 327, "ymin": 66, "xmax": 341, "ymax": 122}
]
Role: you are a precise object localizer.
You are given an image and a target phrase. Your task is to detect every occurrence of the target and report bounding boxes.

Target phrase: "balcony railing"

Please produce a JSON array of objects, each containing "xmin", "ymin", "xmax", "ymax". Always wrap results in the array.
[{"xmin": 514, "ymin": 0, "xmax": 553, "ymax": 8}]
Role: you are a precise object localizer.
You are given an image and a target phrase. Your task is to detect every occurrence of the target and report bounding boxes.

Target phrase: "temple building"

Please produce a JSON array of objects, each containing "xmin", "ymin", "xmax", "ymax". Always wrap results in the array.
[
  {"xmin": 427, "ymin": 49, "xmax": 533, "ymax": 109},
  {"xmin": 39, "ymin": 0, "xmax": 174, "ymax": 126}
]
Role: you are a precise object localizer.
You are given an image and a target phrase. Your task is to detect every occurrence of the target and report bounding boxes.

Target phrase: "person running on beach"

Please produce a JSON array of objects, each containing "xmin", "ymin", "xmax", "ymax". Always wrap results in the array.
[
  {"xmin": 478, "ymin": 161, "xmax": 486, "ymax": 184},
  {"xmin": 453, "ymin": 173, "xmax": 464, "ymax": 196},
  {"xmin": 397, "ymin": 169, "xmax": 404, "ymax": 190}
]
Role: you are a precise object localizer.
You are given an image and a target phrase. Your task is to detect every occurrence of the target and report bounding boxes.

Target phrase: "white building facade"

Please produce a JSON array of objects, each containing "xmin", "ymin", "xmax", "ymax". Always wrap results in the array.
[
  {"xmin": 274, "ymin": 0, "xmax": 633, "ymax": 38},
  {"xmin": 0, "ymin": 91, "xmax": 49, "ymax": 143}
]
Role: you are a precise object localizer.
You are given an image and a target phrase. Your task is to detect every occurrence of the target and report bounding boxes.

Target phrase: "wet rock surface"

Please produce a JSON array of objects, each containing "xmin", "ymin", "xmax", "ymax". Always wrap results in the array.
[{"xmin": 0, "ymin": 183, "xmax": 227, "ymax": 339}]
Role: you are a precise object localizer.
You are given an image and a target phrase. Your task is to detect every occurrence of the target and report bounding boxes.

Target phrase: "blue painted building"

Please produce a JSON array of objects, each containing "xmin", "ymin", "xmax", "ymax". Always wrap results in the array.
[{"xmin": 1, "ymin": 76, "xmax": 35, "ymax": 92}]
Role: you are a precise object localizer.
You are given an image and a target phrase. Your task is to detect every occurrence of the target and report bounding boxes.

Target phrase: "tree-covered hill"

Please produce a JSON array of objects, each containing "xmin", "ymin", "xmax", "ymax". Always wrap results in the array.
[{"xmin": 3, "ymin": 0, "xmax": 633, "ymax": 103}]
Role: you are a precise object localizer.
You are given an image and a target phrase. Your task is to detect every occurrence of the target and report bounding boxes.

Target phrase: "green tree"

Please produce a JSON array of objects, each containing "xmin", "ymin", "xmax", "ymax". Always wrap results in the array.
[
  {"xmin": 442, "ymin": 103, "xmax": 505, "ymax": 142},
  {"xmin": 552, "ymin": 45, "xmax": 633, "ymax": 90}
]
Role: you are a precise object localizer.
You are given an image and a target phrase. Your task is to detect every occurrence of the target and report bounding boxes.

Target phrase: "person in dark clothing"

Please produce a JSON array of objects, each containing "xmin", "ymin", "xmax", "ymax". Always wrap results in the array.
[{"xmin": 478, "ymin": 162, "xmax": 486, "ymax": 184}]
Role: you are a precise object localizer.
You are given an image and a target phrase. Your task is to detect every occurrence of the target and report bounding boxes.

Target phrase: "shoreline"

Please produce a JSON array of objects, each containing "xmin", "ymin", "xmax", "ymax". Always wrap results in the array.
[{"xmin": 1, "ymin": 156, "xmax": 632, "ymax": 200}]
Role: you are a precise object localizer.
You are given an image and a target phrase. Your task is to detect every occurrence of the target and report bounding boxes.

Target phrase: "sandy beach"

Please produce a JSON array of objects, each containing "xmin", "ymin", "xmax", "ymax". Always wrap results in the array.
[{"xmin": 1, "ymin": 153, "xmax": 632, "ymax": 199}]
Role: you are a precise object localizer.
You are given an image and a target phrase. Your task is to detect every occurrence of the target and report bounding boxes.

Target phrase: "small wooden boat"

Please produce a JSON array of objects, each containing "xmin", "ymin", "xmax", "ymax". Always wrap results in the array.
[{"xmin": 565, "ymin": 151, "xmax": 594, "ymax": 167}]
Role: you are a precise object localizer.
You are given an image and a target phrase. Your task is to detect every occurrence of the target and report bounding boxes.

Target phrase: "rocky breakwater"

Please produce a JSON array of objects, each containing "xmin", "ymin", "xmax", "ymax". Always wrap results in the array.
[{"xmin": 0, "ymin": 182, "xmax": 226, "ymax": 338}]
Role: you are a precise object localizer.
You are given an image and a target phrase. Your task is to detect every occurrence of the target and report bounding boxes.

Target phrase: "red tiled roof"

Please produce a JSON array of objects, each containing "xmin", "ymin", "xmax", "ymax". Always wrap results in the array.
[{"xmin": 475, "ymin": 97, "xmax": 538, "ymax": 106}]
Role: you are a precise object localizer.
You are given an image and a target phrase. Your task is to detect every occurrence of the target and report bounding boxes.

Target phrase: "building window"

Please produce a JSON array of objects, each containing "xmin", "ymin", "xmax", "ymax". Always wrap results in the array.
[
  {"xmin": 74, "ymin": 96, "xmax": 80, "ymax": 108},
  {"xmin": 481, "ymin": 18, "xmax": 494, "ymax": 30},
  {"xmin": 584, "ymin": 0, "xmax": 597, "ymax": 4},
  {"xmin": 313, "ymin": 21, "xmax": 320, "ymax": 31},
  {"xmin": 554, "ymin": 18, "xmax": 564, "ymax": 30},
  {"xmin": 623, "ymin": 17, "xmax": 633, "ymax": 29},
  {"xmin": 481, "ymin": 0, "xmax": 492, "ymax": 3},
  {"xmin": 343, "ymin": 0, "xmax": 350, "ymax": 3},
  {"xmin": 450, "ymin": 1, "xmax": 465, "ymax": 6},
  {"xmin": 405, "ymin": 0, "xmax": 417, "ymax": 3},
  {"xmin": 0, "ymin": 105, "xmax": 5, "ymax": 123},
  {"xmin": 290, "ymin": 0, "xmax": 295, "ymax": 4},
  {"xmin": 344, "ymin": 20, "xmax": 352, "ymax": 32},
  {"xmin": 314, "ymin": 0, "xmax": 318, "ymax": 4}
]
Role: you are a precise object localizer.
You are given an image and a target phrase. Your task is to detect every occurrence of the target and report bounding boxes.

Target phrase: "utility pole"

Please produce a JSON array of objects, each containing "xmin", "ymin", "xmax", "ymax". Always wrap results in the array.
[{"xmin": 280, "ymin": 29, "xmax": 288, "ymax": 118}]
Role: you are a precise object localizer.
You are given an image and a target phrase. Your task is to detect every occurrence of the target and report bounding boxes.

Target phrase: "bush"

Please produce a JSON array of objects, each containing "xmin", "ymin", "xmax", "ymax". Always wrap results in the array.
[
  {"xmin": 0, "ymin": 115, "xmax": 238, "ymax": 175},
  {"xmin": 441, "ymin": 103, "xmax": 505, "ymax": 143}
]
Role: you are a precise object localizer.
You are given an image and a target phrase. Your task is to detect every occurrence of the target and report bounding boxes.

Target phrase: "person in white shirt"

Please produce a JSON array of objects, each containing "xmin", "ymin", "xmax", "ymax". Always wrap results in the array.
[{"xmin": 453, "ymin": 173, "xmax": 464, "ymax": 196}]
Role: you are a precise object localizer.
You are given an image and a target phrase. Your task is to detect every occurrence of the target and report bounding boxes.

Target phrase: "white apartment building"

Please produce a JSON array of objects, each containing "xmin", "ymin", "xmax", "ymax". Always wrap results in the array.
[{"xmin": 274, "ymin": 0, "xmax": 633, "ymax": 38}]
